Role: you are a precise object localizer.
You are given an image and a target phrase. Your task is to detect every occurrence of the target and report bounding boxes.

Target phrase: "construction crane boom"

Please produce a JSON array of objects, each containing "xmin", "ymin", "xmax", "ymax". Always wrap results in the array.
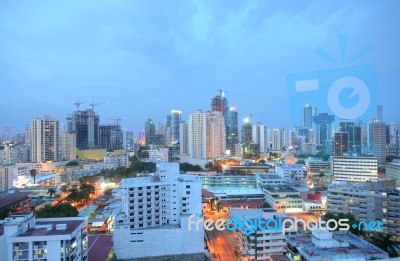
[
  {"xmin": 89, "ymin": 102, "xmax": 104, "ymax": 110},
  {"xmin": 74, "ymin": 100, "xmax": 86, "ymax": 110}
]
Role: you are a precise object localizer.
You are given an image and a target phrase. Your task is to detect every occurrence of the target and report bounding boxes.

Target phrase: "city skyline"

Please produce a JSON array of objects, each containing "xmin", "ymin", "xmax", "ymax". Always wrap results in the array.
[{"xmin": 1, "ymin": 1, "xmax": 400, "ymax": 133}]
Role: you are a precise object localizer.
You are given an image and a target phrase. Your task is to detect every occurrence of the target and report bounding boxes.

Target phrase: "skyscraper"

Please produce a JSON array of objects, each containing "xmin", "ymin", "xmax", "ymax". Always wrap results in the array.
[
  {"xmin": 333, "ymin": 132, "xmax": 349, "ymax": 156},
  {"xmin": 369, "ymin": 120, "xmax": 387, "ymax": 166},
  {"xmin": 339, "ymin": 120, "xmax": 362, "ymax": 155},
  {"xmin": 313, "ymin": 113, "xmax": 335, "ymax": 145},
  {"xmin": 3, "ymin": 124, "xmax": 13, "ymax": 142},
  {"xmin": 144, "ymin": 118, "xmax": 155, "ymax": 145},
  {"xmin": 241, "ymin": 116, "xmax": 253, "ymax": 144},
  {"xmin": 31, "ymin": 116, "xmax": 60, "ymax": 162},
  {"xmin": 252, "ymin": 123, "xmax": 268, "ymax": 153},
  {"xmin": 271, "ymin": 128, "xmax": 282, "ymax": 151},
  {"xmin": 170, "ymin": 110, "xmax": 182, "ymax": 144},
  {"xmin": 226, "ymin": 107, "xmax": 238, "ymax": 154},
  {"xmin": 99, "ymin": 124, "xmax": 124, "ymax": 151},
  {"xmin": 188, "ymin": 110, "xmax": 226, "ymax": 160},
  {"xmin": 179, "ymin": 122, "xmax": 189, "ymax": 155},
  {"xmin": 67, "ymin": 109, "xmax": 100, "ymax": 149},
  {"xmin": 211, "ymin": 90, "xmax": 228, "ymax": 116},
  {"xmin": 376, "ymin": 105, "xmax": 383, "ymax": 122},
  {"xmin": 302, "ymin": 104, "xmax": 317, "ymax": 129}
]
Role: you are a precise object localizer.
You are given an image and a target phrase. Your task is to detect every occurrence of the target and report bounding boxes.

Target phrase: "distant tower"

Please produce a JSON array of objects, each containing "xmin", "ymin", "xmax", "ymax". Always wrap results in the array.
[
  {"xmin": 252, "ymin": 123, "xmax": 268, "ymax": 153},
  {"xmin": 376, "ymin": 105, "xmax": 383, "ymax": 122},
  {"xmin": 241, "ymin": 116, "xmax": 253, "ymax": 144},
  {"xmin": 313, "ymin": 113, "xmax": 335, "ymax": 145},
  {"xmin": 170, "ymin": 110, "xmax": 182, "ymax": 144},
  {"xmin": 369, "ymin": 120, "xmax": 386, "ymax": 166},
  {"xmin": 211, "ymin": 90, "xmax": 228, "ymax": 116},
  {"xmin": 31, "ymin": 116, "xmax": 60, "ymax": 162},
  {"xmin": 144, "ymin": 119, "xmax": 156, "ymax": 145},
  {"xmin": 67, "ymin": 107, "xmax": 100, "ymax": 149},
  {"xmin": 302, "ymin": 105, "xmax": 317, "ymax": 129},
  {"xmin": 226, "ymin": 107, "xmax": 238, "ymax": 155},
  {"xmin": 333, "ymin": 132, "xmax": 349, "ymax": 156}
]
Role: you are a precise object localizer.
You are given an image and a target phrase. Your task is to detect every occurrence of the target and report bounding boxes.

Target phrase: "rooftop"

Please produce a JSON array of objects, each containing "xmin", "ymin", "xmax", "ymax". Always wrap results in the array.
[
  {"xmin": 18, "ymin": 219, "xmax": 84, "ymax": 237},
  {"xmin": 0, "ymin": 192, "xmax": 31, "ymax": 210},
  {"xmin": 286, "ymin": 231, "xmax": 389, "ymax": 260},
  {"xmin": 263, "ymin": 185, "xmax": 300, "ymax": 193},
  {"xmin": 88, "ymin": 234, "xmax": 113, "ymax": 261}
]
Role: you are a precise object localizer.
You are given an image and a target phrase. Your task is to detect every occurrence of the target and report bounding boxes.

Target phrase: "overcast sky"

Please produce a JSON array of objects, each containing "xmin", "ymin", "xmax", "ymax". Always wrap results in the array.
[{"xmin": 1, "ymin": 0, "xmax": 399, "ymax": 134}]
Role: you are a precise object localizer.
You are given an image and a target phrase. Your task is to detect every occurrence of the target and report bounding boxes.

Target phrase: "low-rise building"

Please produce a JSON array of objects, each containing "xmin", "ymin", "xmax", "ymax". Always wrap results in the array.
[
  {"xmin": 386, "ymin": 161, "xmax": 400, "ymax": 187},
  {"xmin": 0, "ymin": 192, "xmax": 33, "ymax": 215},
  {"xmin": 103, "ymin": 153, "xmax": 130, "ymax": 168},
  {"xmin": 262, "ymin": 186, "xmax": 303, "ymax": 213},
  {"xmin": 328, "ymin": 180, "xmax": 400, "ymax": 236},
  {"xmin": 0, "ymin": 213, "xmax": 88, "ymax": 261},
  {"xmin": 332, "ymin": 156, "xmax": 378, "ymax": 183},
  {"xmin": 147, "ymin": 148, "xmax": 169, "ymax": 163},
  {"xmin": 286, "ymin": 229, "xmax": 389, "ymax": 261},
  {"xmin": 230, "ymin": 209, "xmax": 297, "ymax": 261},
  {"xmin": 276, "ymin": 164, "xmax": 308, "ymax": 187},
  {"xmin": 256, "ymin": 174, "xmax": 285, "ymax": 187}
]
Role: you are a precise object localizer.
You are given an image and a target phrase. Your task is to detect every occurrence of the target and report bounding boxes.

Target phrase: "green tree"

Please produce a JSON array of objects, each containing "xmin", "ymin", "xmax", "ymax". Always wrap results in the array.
[
  {"xmin": 46, "ymin": 188, "xmax": 57, "ymax": 197},
  {"xmin": 36, "ymin": 203, "xmax": 79, "ymax": 218}
]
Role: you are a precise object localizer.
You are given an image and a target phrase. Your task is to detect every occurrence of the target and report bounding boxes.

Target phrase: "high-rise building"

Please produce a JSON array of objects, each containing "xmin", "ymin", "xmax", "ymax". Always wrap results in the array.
[
  {"xmin": 188, "ymin": 110, "xmax": 226, "ymax": 160},
  {"xmin": 333, "ymin": 132, "xmax": 349, "ymax": 156},
  {"xmin": 24, "ymin": 124, "xmax": 32, "ymax": 145},
  {"xmin": 60, "ymin": 132, "xmax": 77, "ymax": 161},
  {"xmin": 170, "ymin": 110, "xmax": 181, "ymax": 144},
  {"xmin": 67, "ymin": 109, "xmax": 99, "ymax": 149},
  {"xmin": 179, "ymin": 122, "xmax": 189, "ymax": 155},
  {"xmin": 302, "ymin": 104, "xmax": 317, "ymax": 129},
  {"xmin": 144, "ymin": 118, "xmax": 155, "ymax": 145},
  {"xmin": 313, "ymin": 113, "xmax": 335, "ymax": 145},
  {"xmin": 252, "ymin": 123, "xmax": 268, "ymax": 153},
  {"xmin": 99, "ymin": 124, "xmax": 123, "ymax": 151},
  {"xmin": 114, "ymin": 163, "xmax": 204, "ymax": 259},
  {"xmin": 376, "ymin": 105, "xmax": 383, "ymax": 122},
  {"xmin": 3, "ymin": 124, "xmax": 13, "ymax": 142},
  {"xmin": 369, "ymin": 120, "xmax": 387, "ymax": 166},
  {"xmin": 271, "ymin": 128, "xmax": 282, "ymax": 151},
  {"xmin": 211, "ymin": 90, "xmax": 228, "ymax": 116},
  {"xmin": 31, "ymin": 116, "xmax": 60, "ymax": 163},
  {"xmin": 125, "ymin": 131, "xmax": 135, "ymax": 152},
  {"xmin": 226, "ymin": 107, "xmax": 238, "ymax": 155},
  {"xmin": 340, "ymin": 120, "xmax": 362, "ymax": 155},
  {"xmin": 241, "ymin": 116, "xmax": 252, "ymax": 144}
]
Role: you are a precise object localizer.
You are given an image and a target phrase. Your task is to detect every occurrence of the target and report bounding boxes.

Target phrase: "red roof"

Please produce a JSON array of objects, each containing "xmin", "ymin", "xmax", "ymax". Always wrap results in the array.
[
  {"xmin": 220, "ymin": 199, "xmax": 265, "ymax": 209},
  {"xmin": 88, "ymin": 234, "xmax": 113, "ymax": 261}
]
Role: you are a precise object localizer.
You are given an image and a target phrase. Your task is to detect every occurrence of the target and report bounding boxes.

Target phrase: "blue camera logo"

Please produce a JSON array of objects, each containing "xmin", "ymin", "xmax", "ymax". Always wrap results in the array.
[{"xmin": 287, "ymin": 36, "xmax": 378, "ymax": 123}]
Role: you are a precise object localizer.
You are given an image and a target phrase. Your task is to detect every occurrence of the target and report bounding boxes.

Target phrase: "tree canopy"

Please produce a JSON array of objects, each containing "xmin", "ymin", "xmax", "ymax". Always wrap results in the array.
[{"xmin": 35, "ymin": 203, "xmax": 78, "ymax": 218}]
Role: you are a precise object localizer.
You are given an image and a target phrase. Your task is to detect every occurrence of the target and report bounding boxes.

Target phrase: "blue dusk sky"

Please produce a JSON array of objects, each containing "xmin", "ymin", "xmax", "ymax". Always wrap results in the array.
[{"xmin": 1, "ymin": 0, "xmax": 399, "ymax": 133}]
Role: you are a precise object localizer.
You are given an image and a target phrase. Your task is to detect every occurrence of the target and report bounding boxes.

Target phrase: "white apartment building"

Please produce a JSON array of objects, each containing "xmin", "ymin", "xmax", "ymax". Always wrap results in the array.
[
  {"xmin": 332, "ymin": 156, "xmax": 378, "ymax": 183},
  {"xmin": 252, "ymin": 124, "xmax": 269, "ymax": 154},
  {"xmin": 147, "ymin": 148, "xmax": 169, "ymax": 163},
  {"xmin": 230, "ymin": 209, "xmax": 297, "ymax": 261},
  {"xmin": 0, "ymin": 213, "xmax": 88, "ymax": 261},
  {"xmin": 328, "ymin": 181, "xmax": 400, "ymax": 236},
  {"xmin": 188, "ymin": 110, "xmax": 226, "ymax": 160},
  {"xmin": 104, "ymin": 153, "xmax": 130, "ymax": 168},
  {"xmin": 276, "ymin": 164, "xmax": 308, "ymax": 187},
  {"xmin": 0, "ymin": 166, "xmax": 13, "ymax": 192},
  {"xmin": 262, "ymin": 185, "xmax": 303, "ymax": 213},
  {"xmin": 114, "ymin": 163, "xmax": 204, "ymax": 259},
  {"xmin": 305, "ymin": 159, "xmax": 331, "ymax": 177},
  {"xmin": 60, "ymin": 132, "xmax": 76, "ymax": 161},
  {"xmin": 31, "ymin": 116, "xmax": 60, "ymax": 163}
]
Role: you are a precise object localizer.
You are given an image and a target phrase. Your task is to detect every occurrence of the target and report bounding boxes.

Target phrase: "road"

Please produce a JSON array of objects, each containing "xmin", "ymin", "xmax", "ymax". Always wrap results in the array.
[{"xmin": 206, "ymin": 228, "xmax": 240, "ymax": 261}]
